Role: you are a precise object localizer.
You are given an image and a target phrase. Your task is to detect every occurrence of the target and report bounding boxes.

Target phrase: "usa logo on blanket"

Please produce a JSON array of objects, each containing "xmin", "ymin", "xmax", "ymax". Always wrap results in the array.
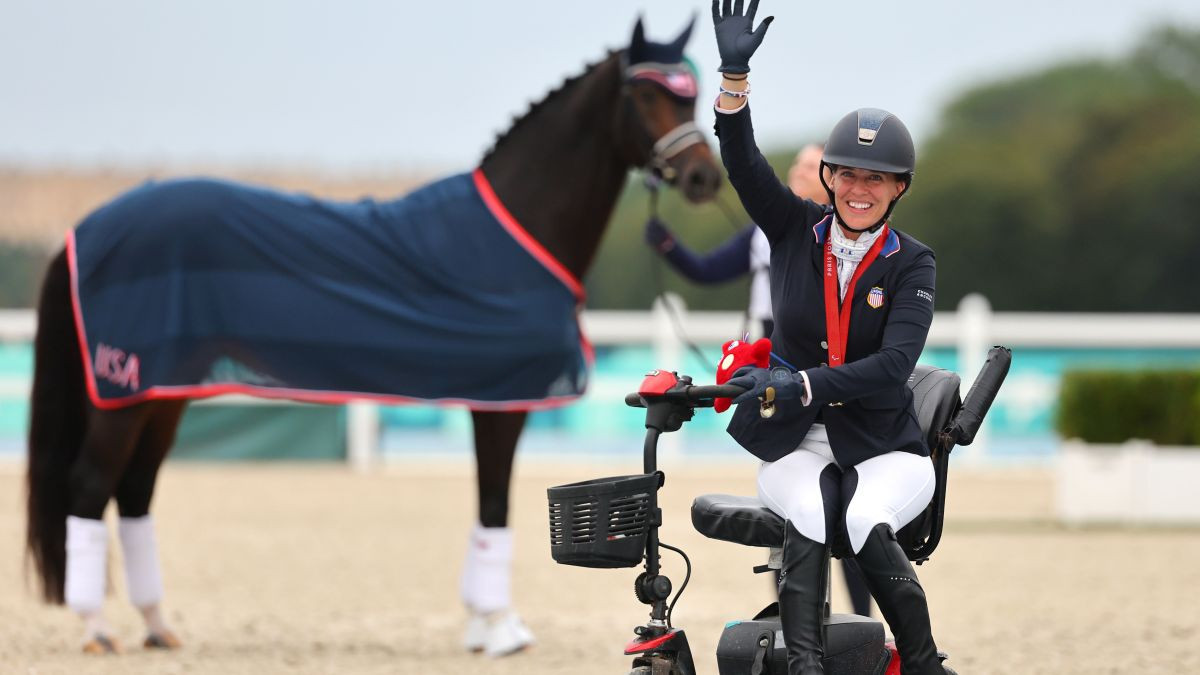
[
  {"xmin": 867, "ymin": 286, "xmax": 885, "ymax": 309},
  {"xmin": 94, "ymin": 343, "xmax": 141, "ymax": 391}
]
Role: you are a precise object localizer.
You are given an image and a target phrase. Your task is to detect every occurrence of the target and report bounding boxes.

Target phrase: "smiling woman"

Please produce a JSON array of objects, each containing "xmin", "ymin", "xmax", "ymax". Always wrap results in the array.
[
  {"xmin": 709, "ymin": 2, "xmax": 948, "ymax": 673},
  {"xmin": 825, "ymin": 167, "xmax": 906, "ymax": 235},
  {"xmin": 816, "ymin": 108, "xmax": 916, "ymax": 238}
]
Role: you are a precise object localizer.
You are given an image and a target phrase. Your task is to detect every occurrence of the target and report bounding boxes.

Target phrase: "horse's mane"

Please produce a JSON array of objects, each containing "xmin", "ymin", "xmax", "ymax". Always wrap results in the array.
[{"xmin": 480, "ymin": 49, "xmax": 622, "ymax": 164}]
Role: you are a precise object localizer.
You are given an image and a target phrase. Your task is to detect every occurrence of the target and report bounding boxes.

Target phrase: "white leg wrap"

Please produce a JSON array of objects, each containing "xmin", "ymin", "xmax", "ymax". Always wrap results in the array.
[
  {"xmin": 118, "ymin": 515, "xmax": 164, "ymax": 609},
  {"xmin": 65, "ymin": 515, "xmax": 109, "ymax": 614},
  {"xmin": 460, "ymin": 524, "xmax": 513, "ymax": 613}
]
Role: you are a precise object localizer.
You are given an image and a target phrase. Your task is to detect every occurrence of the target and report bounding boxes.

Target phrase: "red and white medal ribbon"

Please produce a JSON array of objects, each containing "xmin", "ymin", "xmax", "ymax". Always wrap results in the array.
[{"xmin": 822, "ymin": 225, "xmax": 888, "ymax": 368}]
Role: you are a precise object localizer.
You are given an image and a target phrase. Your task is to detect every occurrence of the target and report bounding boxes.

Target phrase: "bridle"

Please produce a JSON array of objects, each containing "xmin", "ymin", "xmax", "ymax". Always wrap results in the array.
[
  {"xmin": 622, "ymin": 60, "xmax": 707, "ymax": 182},
  {"xmin": 647, "ymin": 120, "xmax": 705, "ymax": 182}
]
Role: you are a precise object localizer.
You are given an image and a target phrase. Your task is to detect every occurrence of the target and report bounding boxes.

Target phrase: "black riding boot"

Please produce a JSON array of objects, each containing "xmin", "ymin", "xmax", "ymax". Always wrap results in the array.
[
  {"xmin": 855, "ymin": 523, "xmax": 942, "ymax": 675},
  {"xmin": 778, "ymin": 522, "xmax": 828, "ymax": 675}
]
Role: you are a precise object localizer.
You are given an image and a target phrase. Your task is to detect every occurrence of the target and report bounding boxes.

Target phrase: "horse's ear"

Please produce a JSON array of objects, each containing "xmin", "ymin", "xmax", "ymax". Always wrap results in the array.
[
  {"xmin": 669, "ymin": 13, "xmax": 696, "ymax": 52},
  {"xmin": 630, "ymin": 16, "xmax": 647, "ymax": 54}
]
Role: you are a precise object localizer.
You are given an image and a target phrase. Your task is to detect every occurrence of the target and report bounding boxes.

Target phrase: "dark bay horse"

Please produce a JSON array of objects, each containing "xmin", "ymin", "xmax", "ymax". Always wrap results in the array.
[{"xmin": 25, "ymin": 18, "xmax": 721, "ymax": 656}]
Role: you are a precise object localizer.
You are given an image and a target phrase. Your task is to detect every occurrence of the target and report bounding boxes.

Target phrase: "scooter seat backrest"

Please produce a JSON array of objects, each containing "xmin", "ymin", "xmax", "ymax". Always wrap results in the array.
[
  {"xmin": 896, "ymin": 365, "xmax": 961, "ymax": 559},
  {"xmin": 908, "ymin": 365, "xmax": 962, "ymax": 451}
]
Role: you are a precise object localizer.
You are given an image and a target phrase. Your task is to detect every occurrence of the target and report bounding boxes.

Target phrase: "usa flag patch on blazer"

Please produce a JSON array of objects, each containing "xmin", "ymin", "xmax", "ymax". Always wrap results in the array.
[{"xmin": 867, "ymin": 286, "xmax": 885, "ymax": 309}]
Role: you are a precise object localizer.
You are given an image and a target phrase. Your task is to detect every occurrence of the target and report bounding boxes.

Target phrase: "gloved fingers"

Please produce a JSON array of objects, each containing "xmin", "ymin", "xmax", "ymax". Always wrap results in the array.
[
  {"xmin": 722, "ymin": 0, "xmax": 732, "ymax": 20},
  {"xmin": 747, "ymin": 0, "xmax": 758, "ymax": 23},
  {"xmin": 725, "ymin": 374, "xmax": 753, "ymax": 389},
  {"xmin": 724, "ymin": 386, "xmax": 753, "ymax": 401},
  {"xmin": 731, "ymin": 387, "xmax": 760, "ymax": 405},
  {"xmin": 752, "ymin": 15, "xmax": 774, "ymax": 42},
  {"xmin": 733, "ymin": 0, "xmax": 744, "ymax": 17},
  {"xmin": 727, "ymin": 370, "xmax": 765, "ymax": 404},
  {"xmin": 712, "ymin": 0, "xmax": 720, "ymax": 25},
  {"xmin": 730, "ymin": 365, "xmax": 761, "ymax": 379}
]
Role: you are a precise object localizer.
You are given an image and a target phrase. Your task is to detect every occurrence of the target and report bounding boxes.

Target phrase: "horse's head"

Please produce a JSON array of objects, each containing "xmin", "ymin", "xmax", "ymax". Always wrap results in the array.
[{"xmin": 617, "ymin": 17, "xmax": 722, "ymax": 204}]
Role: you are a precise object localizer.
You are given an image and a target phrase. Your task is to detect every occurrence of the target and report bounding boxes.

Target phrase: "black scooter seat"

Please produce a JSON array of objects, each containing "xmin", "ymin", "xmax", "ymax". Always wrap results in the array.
[{"xmin": 692, "ymin": 493, "xmax": 785, "ymax": 548}]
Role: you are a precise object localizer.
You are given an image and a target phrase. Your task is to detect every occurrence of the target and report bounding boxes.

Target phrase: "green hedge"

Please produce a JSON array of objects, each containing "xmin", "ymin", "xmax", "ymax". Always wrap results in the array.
[
  {"xmin": 0, "ymin": 243, "xmax": 51, "ymax": 308},
  {"xmin": 1056, "ymin": 370, "xmax": 1200, "ymax": 446}
]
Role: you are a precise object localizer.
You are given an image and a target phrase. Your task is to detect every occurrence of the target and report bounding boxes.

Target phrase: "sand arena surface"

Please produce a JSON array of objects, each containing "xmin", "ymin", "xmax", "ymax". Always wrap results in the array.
[{"xmin": 2, "ymin": 461, "xmax": 1198, "ymax": 674}]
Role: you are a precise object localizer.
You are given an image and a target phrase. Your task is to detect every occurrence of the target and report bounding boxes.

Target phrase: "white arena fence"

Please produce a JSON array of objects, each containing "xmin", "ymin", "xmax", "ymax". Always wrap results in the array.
[{"xmin": 3, "ymin": 295, "xmax": 1200, "ymax": 470}]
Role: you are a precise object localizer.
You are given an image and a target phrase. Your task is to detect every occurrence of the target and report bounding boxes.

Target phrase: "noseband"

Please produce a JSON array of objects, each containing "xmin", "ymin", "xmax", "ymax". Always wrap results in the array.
[
  {"xmin": 624, "ymin": 61, "xmax": 706, "ymax": 182},
  {"xmin": 648, "ymin": 120, "xmax": 705, "ymax": 181}
]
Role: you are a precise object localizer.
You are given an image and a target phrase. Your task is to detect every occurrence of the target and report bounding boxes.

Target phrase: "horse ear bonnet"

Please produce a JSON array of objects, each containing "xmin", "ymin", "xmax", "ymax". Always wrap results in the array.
[{"xmin": 627, "ymin": 15, "xmax": 695, "ymax": 65}]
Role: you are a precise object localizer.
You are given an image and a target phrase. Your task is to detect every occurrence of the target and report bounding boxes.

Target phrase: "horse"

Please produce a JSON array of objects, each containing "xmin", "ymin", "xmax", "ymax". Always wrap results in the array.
[{"xmin": 24, "ymin": 17, "xmax": 721, "ymax": 656}]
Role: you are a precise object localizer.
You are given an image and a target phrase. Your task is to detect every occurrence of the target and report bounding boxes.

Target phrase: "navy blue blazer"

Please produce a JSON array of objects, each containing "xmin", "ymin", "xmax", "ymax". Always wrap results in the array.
[{"xmin": 715, "ymin": 105, "xmax": 937, "ymax": 466}]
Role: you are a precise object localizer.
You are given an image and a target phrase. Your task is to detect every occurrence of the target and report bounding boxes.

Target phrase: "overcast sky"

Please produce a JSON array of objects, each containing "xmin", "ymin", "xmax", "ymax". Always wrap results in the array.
[{"xmin": 3, "ymin": 0, "xmax": 1200, "ymax": 172}]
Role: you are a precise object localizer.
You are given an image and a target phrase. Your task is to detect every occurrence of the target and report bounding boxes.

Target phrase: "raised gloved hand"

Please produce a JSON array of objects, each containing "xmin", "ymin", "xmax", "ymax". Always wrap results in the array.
[
  {"xmin": 644, "ymin": 217, "xmax": 676, "ymax": 253},
  {"xmin": 711, "ymin": 0, "xmax": 775, "ymax": 75},
  {"xmin": 728, "ymin": 365, "xmax": 805, "ymax": 405}
]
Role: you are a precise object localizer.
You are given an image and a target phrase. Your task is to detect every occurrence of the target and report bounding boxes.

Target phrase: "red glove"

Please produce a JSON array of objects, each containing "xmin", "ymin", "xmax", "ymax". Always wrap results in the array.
[{"xmin": 714, "ymin": 337, "xmax": 772, "ymax": 413}]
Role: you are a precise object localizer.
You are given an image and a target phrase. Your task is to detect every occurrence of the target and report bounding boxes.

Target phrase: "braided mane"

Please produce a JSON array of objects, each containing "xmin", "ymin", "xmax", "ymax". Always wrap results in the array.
[{"xmin": 480, "ymin": 50, "xmax": 622, "ymax": 164}]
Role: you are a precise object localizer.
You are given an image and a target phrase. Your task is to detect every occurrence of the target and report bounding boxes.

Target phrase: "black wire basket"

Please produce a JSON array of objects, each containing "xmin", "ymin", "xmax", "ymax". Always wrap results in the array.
[{"xmin": 547, "ymin": 473, "xmax": 660, "ymax": 568}]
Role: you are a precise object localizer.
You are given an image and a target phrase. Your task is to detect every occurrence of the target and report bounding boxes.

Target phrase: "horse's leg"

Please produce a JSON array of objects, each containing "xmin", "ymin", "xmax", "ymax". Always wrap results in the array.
[
  {"xmin": 66, "ymin": 404, "xmax": 156, "ymax": 653},
  {"xmin": 462, "ymin": 410, "xmax": 534, "ymax": 657},
  {"xmin": 113, "ymin": 400, "xmax": 187, "ymax": 650}
]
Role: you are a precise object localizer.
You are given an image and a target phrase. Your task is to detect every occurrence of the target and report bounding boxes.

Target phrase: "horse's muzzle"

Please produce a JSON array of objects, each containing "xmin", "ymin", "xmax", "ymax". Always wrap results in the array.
[{"xmin": 677, "ymin": 155, "xmax": 722, "ymax": 203}]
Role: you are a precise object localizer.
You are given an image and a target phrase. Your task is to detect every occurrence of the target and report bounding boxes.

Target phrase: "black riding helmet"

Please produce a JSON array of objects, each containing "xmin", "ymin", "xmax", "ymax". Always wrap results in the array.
[{"xmin": 819, "ymin": 108, "xmax": 915, "ymax": 233}]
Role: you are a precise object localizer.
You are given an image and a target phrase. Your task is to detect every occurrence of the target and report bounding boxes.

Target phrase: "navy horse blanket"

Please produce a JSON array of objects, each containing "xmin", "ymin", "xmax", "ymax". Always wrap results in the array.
[{"xmin": 68, "ymin": 170, "xmax": 592, "ymax": 410}]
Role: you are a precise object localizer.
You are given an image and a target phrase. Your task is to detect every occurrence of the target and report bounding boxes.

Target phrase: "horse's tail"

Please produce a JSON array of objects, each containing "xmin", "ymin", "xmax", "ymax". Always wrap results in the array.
[{"xmin": 26, "ymin": 249, "xmax": 87, "ymax": 604}]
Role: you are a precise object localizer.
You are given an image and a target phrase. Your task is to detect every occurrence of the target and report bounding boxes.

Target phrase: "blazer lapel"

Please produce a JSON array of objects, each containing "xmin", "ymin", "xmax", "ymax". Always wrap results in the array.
[
  {"xmin": 810, "ymin": 214, "xmax": 832, "ymax": 275},
  {"xmin": 851, "ymin": 227, "xmax": 902, "ymax": 304}
]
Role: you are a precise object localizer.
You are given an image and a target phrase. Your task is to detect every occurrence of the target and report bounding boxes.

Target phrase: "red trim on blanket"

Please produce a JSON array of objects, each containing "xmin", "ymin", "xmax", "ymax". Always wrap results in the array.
[
  {"xmin": 66, "ymin": 231, "xmax": 107, "ymax": 407},
  {"xmin": 67, "ymin": 228, "xmax": 594, "ymax": 412},
  {"xmin": 472, "ymin": 168, "xmax": 585, "ymax": 302},
  {"xmin": 81, "ymin": 380, "xmax": 586, "ymax": 412}
]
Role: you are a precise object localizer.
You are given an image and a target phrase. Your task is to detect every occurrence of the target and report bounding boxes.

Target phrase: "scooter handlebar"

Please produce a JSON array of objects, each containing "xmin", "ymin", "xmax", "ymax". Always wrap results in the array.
[{"xmin": 624, "ymin": 383, "xmax": 747, "ymax": 408}]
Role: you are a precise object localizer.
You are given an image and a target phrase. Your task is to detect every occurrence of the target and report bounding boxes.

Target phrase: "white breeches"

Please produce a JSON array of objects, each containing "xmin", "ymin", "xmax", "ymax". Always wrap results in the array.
[{"xmin": 757, "ymin": 424, "xmax": 935, "ymax": 554}]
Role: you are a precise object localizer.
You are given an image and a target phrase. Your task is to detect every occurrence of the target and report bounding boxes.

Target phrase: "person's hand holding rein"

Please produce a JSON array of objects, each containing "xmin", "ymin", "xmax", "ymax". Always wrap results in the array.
[
  {"xmin": 644, "ymin": 217, "xmax": 677, "ymax": 253},
  {"xmin": 712, "ymin": 0, "xmax": 773, "ymax": 110}
]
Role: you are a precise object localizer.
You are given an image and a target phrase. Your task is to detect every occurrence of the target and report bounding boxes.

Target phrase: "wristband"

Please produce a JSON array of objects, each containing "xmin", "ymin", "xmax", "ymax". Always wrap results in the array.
[{"xmin": 719, "ymin": 83, "xmax": 751, "ymax": 99}]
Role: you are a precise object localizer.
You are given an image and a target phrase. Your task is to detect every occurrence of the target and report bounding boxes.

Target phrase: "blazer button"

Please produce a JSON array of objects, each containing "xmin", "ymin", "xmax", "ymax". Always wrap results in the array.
[
  {"xmin": 820, "ymin": 362, "xmax": 827, "ymax": 367},
  {"xmin": 820, "ymin": 340, "xmax": 828, "ymax": 349}
]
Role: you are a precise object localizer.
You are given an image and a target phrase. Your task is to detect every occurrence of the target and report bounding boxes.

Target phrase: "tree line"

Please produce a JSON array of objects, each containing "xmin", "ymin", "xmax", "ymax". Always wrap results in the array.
[
  {"xmin": 588, "ymin": 25, "xmax": 1200, "ymax": 312},
  {"xmin": 3, "ymin": 26, "xmax": 1197, "ymax": 312}
]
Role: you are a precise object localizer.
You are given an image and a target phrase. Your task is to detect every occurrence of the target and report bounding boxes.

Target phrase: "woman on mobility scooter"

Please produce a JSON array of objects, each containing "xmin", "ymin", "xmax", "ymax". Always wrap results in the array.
[{"xmin": 711, "ymin": 2, "xmax": 946, "ymax": 673}]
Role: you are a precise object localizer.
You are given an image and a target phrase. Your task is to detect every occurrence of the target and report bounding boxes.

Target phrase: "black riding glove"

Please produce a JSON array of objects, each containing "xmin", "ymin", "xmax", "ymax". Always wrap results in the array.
[
  {"xmin": 644, "ymin": 217, "xmax": 676, "ymax": 253},
  {"xmin": 728, "ymin": 366, "xmax": 805, "ymax": 405},
  {"xmin": 712, "ymin": 0, "xmax": 775, "ymax": 75}
]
